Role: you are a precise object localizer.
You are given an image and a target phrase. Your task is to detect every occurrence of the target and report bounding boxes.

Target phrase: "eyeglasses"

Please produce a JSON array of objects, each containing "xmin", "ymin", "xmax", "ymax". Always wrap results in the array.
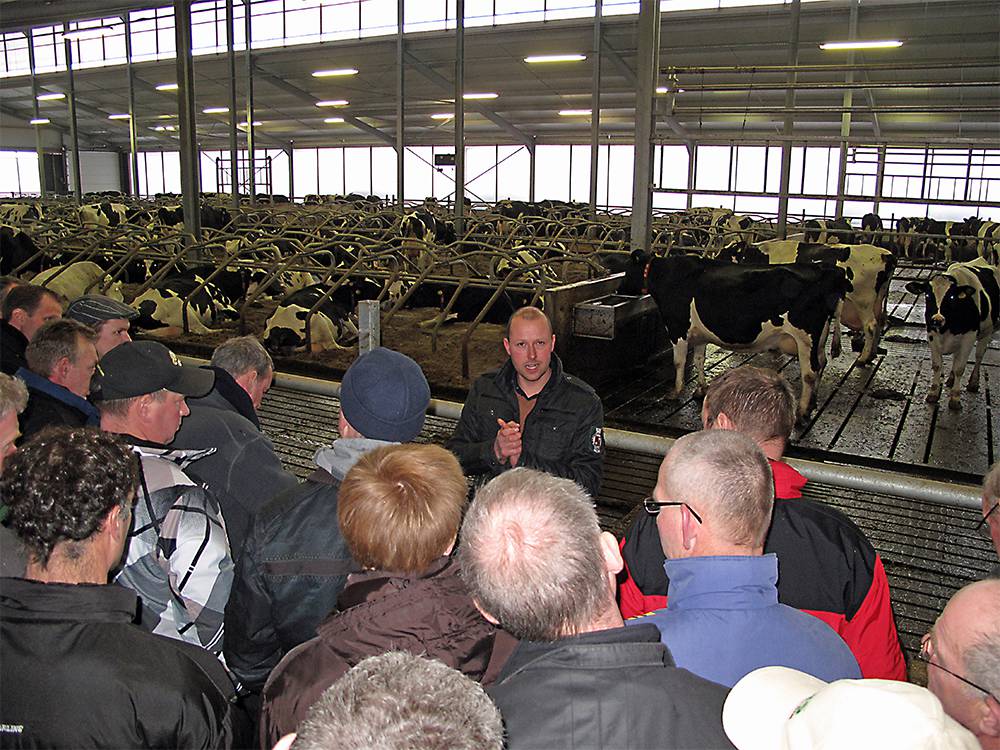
[
  {"xmin": 976, "ymin": 500, "xmax": 999, "ymax": 534},
  {"xmin": 918, "ymin": 641, "xmax": 998, "ymax": 700},
  {"xmin": 642, "ymin": 497, "xmax": 703, "ymax": 524}
]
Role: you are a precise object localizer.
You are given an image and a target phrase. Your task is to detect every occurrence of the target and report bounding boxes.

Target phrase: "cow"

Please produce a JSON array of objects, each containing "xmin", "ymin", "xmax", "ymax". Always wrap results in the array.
[
  {"xmin": 0, "ymin": 202, "xmax": 42, "ymax": 225},
  {"xmin": 860, "ymin": 213, "xmax": 883, "ymax": 246},
  {"xmin": 976, "ymin": 220, "xmax": 1000, "ymax": 265},
  {"xmin": 718, "ymin": 240, "xmax": 896, "ymax": 364},
  {"xmin": 31, "ymin": 261, "xmax": 124, "ymax": 302},
  {"xmin": 78, "ymin": 202, "xmax": 128, "ymax": 228},
  {"xmin": 804, "ymin": 218, "xmax": 856, "ymax": 245},
  {"xmin": 261, "ymin": 285, "xmax": 359, "ymax": 355},
  {"xmin": 612, "ymin": 251, "xmax": 850, "ymax": 418},
  {"xmin": 912, "ymin": 218, "xmax": 978, "ymax": 264},
  {"xmin": 492, "ymin": 244, "xmax": 563, "ymax": 287},
  {"xmin": 0, "ymin": 226, "xmax": 45, "ymax": 276},
  {"xmin": 132, "ymin": 273, "xmax": 238, "ymax": 336},
  {"xmin": 905, "ymin": 258, "xmax": 1000, "ymax": 410}
]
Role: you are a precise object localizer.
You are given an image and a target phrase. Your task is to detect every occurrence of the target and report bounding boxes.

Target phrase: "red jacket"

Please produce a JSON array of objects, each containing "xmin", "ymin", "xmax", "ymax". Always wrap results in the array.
[{"xmin": 618, "ymin": 459, "xmax": 906, "ymax": 681}]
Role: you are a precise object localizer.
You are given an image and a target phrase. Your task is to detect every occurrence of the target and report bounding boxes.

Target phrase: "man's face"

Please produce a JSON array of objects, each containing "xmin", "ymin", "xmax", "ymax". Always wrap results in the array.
[
  {"xmin": 245, "ymin": 368, "xmax": 273, "ymax": 411},
  {"xmin": 653, "ymin": 461, "xmax": 686, "ymax": 559},
  {"xmin": 503, "ymin": 316, "xmax": 555, "ymax": 387},
  {"xmin": 982, "ymin": 495, "xmax": 1000, "ymax": 558},
  {"xmin": 923, "ymin": 594, "xmax": 982, "ymax": 734},
  {"xmin": 0, "ymin": 411, "xmax": 19, "ymax": 476},
  {"xmin": 146, "ymin": 390, "xmax": 190, "ymax": 444},
  {"xmin": 95, "ymin": 318, "xmax": 132, "ymax": 357},
  {"xmin": 13, "ymin": 295, "xmax": 62, "ymax": 342},
  {"xmin": 60, "ymin": 337, "xmax": 99, "ymax": 398}
]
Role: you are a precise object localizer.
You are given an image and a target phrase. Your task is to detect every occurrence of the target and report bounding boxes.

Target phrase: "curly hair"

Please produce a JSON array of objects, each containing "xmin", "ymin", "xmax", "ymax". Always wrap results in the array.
[{"xmin": 2, "ymin": 426, "xmax": 139, "ymax": 567}]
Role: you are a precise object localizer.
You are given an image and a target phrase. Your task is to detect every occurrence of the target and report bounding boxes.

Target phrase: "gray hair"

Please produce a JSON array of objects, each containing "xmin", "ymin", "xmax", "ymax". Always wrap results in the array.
[
  {"xmin": 210, "ymin": 335, "xmax": 273, "ymax": 378},
  {"xmin": 983, "ymin": 461, "xmax": 1000, "ymax": 504},
  {"xmin": 0, "ymin": 373, "xmax": 28, "ymax": 420},
  {"xmin": 962, "ymin": 580, "xmax": 1000, "ymax": 698},
  {"xmin": 458, "ymin": 468, "xmax": 608, "ymax": 641},
  {"xmin": 291, "ymin": 652, "xmax": 503, "ymax": 750},
  {"xmin": 25, "ymin": 319, "xmax": 96, "ymax": 378},
  {"xmin": 662, "ymin": 430, "xmax": 774, "ymax": 548}
]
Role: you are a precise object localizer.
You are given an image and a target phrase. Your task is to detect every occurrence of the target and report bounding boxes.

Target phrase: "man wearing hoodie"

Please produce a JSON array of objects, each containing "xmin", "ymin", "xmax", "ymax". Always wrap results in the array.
[{"xmin": 224, "ymin": 347, "xmax": 431, "ymax": 697}]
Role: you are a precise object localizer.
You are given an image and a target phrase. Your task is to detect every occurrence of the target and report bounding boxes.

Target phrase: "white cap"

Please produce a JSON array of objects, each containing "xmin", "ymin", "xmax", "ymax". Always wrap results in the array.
[{"xmin": 723, "ymin": 666, "xmax": 980, "ymax": 750}]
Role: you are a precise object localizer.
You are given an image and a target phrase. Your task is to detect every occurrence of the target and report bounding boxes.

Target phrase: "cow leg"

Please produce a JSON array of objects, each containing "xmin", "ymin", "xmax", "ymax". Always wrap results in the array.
[
  {"xmin": 692, "ymin": 344, "xmax": 708, "ymax": 397},
  {"xmin": 671, "ymin": 339, "xmax": 688, "ymax": 397},
  {"xmin": 966, "ymin": 335, "xmax": 991, "ymax": 394},
  {"xmin": 796, "ymin": 332, "xmax": 819, "ymax": 419},
  {"xmin": 946, "ymin": 335, "xmax": 976, "ymax": 409},
  {"xmin": 830, "ymin": 301, "xmax": 843, "ymax": 359},
  {"xmin": 926, "ymin": 336, "xmax": 944, "ymax": 403},
  {"xmin": 857, "ymin": 308, "xmax": 878, "ymax": 364}
]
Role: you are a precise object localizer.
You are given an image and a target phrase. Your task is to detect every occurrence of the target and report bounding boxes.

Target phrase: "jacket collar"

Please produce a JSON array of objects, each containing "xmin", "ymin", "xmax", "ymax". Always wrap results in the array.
[
  {"xmin": 119, "ymin": 435, "xmax": 216, "ymax": 468},
  {"xmin": 312, "ymin": 437, "xmax": 396, "ymax": 481},
  {"xmin": 664, "ymin": 554, "xmax": 780, "ymax": 611},
  {"xmin": 0, "ymin": 577, "xmax": 139, "ymax": 624},
  {"xmin": 204, "ymin": 366, "xmax": 260, "ymax": 428},
  {"xmin": 1, "ymin": 319, "xmax": 28, "ymax": 351},
  {"xmin": 16, "ymin": 367, "xmax": 100, "ymax": 425},
  {"xmin": 335, "ymin": 556, "xmax": 455, "ymax": 611}
]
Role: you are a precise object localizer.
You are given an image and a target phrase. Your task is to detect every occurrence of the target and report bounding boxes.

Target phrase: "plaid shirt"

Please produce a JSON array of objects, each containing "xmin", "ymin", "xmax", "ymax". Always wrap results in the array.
[{"xmin": 115, "ymin": 444, "xmax": 233, "ymax": 658}]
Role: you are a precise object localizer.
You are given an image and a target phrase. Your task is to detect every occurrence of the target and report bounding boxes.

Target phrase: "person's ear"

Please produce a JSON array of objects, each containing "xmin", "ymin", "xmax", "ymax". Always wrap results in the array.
[
  {"xmin": 680, "ymin": 505, "xmax": 700, "ymax": 552},
  {"xmin": 8, "ymin": 308, "xmax": 27, "ymax": 328},
  {"xmin": 272, "ymin": 733, "xmax": 297, "ymax": 750},
  {"xmin": 472, "ymin": 598, "xmax": 500, "ymax": 626},
  {"xmin": 54, "ymin": 356, "xmax": 72, "ymax": 381},
  {"xmin": 503, "ymin": 337, "xmax": 511, "ymax": 357},
  {"xmin": 714, "ymin": 412, "xmax": 736, "ymax": 431},
  {"xmin": 978, "ymin": 695, "xmax": 1000, "ymax": 738},
  {"xmin": 599, "ymin": 531, "xmax": 624, "ymax": 576}
]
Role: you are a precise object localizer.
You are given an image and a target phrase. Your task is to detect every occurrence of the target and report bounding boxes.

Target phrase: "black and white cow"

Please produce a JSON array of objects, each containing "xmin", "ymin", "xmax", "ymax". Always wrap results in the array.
[
  {"xmin": 976, "ymin": 220, "xmax": 1000, "ymax": 266},
  {"xmin": 261, "ymin": 284, "xmax": 361, "ymax": 354},
  {"xmin": 0, "ymin": 226, "xmax": 44, "ymax": 276},
  {"xmin": 133, "ymin": 272, "xmax": 238, "ymax": 336},
  {"xmin": 492, "ymin": 244, "xmax": 563, "ymax": 287},
  {"xmin": 79, "ymin": 202, "xmax": 128, "ymax": 228},
  {"xmin": 905, "ymin": 258, "xmax": 1000, "ymax": 410},
  {"xmin": 718, "ymin": 240, "xmax": 896, "ymax": 364},
  {"xmin": 613, "ymin": 251, "xmax": 850, "ymax": 418},
  {"xmin": 804, "ymin": 218, "xmax": 855, "ymax": 245},
  {"xmin": 0, "ymin": 202, "xmax": 42, "ymax": 225},
  {"xmin": 860, "ymin": 213, "xmax": 883, "ymax": 246},
  {"xmin": 31, "ymin": 261, "xmax": 124, "ymax": 302}
]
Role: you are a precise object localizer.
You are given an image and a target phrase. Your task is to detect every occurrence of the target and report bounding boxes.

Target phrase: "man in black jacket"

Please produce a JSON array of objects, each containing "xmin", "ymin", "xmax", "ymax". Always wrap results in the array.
[
  {"xmin": 447, "ymin": 307, "xmax": 604, "ymax": 498},
  {"xmin": 1, "ymin": 284, "xmax": 62, "ymax": 376},
  {"xmin": 458, "ymin": 467, "xmax": 735, "ymax": 750},
  {"xmin": 0, "ymin": 427, "xmax": 249, "ymax": 749}
]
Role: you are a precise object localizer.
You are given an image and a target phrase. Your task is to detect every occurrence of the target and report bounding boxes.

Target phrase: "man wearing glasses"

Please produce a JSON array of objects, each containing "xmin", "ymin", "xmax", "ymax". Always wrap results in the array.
[
  {"xmin": 630, "ymin": 430, "xmax": 861, "ymax": 688},
  {"xmin": 921, "ymin": 579, "xmax": 1000, "ymax": 748},
  {"xmin": 979, "ymin": 464, "xmax": 1000, "ymax": 576}
]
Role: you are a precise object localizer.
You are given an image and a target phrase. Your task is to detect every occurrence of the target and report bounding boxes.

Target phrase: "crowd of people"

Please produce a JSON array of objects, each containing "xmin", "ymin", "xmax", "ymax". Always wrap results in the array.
[{"xmin": 0, "ymin": 281, "xmax": 998, "ymax": 749}]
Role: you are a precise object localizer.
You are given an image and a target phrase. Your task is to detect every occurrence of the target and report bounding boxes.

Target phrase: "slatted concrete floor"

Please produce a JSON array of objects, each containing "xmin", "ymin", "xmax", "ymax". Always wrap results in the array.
[{"xmin": 257, "ymin": 382, "xmax": 996, "ymax": 666}]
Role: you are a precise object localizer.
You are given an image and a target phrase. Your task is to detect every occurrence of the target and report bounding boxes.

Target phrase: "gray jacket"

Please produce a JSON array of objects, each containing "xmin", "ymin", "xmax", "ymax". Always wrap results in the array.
[{"xmin": 171, "ymin": 385, "xmax": 297, "ymax": 555}]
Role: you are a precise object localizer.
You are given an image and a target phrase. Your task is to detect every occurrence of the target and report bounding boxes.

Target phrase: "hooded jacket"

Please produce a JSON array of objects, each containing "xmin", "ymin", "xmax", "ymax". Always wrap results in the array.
[{"xmin": 224, "ymin": 438, "xmax": 391, "ymax": 694}]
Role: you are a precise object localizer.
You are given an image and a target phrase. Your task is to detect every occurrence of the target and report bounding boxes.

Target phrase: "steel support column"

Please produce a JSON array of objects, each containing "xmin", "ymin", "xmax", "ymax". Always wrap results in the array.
[
  {"xmin": 454, "ymin": 0, "xmax": 465, "ymax": 232},
  {"xmin": 63, "ymin": 25, "xmax": 83, "ymax": 203},
  {"xmin": 124, "ymin": 15, "xmax": 140, "ymax": 197},
  {"xmin": 173, "ymin": 0, "xmax": 202, "ymax": 242},
  {"xmin": 776, "ymin": 0, "xmax": 801, "ymax": 239},
  {"xmin": 226, "ymin": 0, "xmax": 239, "ymax": 207},
  {"xmin": 685, "ymin": 140, "xmax": 697, "ymax": 210},
  {"xmin": 874, "ymin": 144, "xmax": 886, "ymax": 213},
  {"xmin": 244, "ymin": 0, "xmax": 256, "ymax": 204},
  {"xmin": 27, "ymin": 31, "xmax": 46, "ymax": 198},
  {"xmin": 588, "ymin": 0, "xmax": 603, "ymax": 218},
  {"xmin": 396, "ymin": 0, "xmax": 405, "ymax": 211},
  {"xmin": 834, "ymin": 0, "xmax": 859, "ymax": 218},
  {"xmin": 630, "ymin": 0, "xmax": 659, "ymax": 252},
  {"xmin": 528, "ymin": 143, "xmax": 536, "ymax": 202},
  {"xmin": 287, "ymin": 143, "xmax": 294, "ymax": 199}
]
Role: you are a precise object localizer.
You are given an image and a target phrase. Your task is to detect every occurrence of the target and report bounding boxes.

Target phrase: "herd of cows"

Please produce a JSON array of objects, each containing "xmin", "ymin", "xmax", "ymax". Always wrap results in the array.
[{"xmin": 1, "ymin": 193, "xmax": 999, "ymax": 416}]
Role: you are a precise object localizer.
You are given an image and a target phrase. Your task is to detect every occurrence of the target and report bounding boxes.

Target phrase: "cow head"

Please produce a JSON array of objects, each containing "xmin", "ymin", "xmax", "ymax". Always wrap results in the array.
[{"xmin": 907, "ymin": 276, "xmax": 978, "ymax": 334}]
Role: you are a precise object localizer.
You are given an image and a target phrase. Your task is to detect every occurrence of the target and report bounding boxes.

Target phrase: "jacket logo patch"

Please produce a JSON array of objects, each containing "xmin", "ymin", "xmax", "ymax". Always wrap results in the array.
[{"xmin": 591, "ymin": 427, "xmax": 604, "ymax": 454}]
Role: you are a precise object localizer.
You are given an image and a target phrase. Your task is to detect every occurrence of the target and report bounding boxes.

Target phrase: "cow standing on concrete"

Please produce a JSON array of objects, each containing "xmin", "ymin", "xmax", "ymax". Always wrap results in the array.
[{"xmin": 905, "ymin": 257, "xmax": 1000, "ymax": 410}]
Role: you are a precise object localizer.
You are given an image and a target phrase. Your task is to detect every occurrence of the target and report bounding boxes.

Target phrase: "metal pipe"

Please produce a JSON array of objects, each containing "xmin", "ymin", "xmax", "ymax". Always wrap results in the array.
[
  {"xmin": 226, "ymin": 0, "xmax": 239, "ymax": 208},
  {"xmin": 775, "ymin": 0, "xmax": 800, "ymax": 240},
  {"xmin": 396, "ymin": 0, "xmax": 405, "ymax": 212},
  {"xmin": 27, "ymin": 29, "xmax": 46, "ymax": 198},
  {"xmin": 588, "ymin": 0, "xmax": 602, "ymax": 219},
  {"xmin": 63, "ymin": 23, "xmax": 82, "ymax": 204},
  {"xmin": 528, "ymin": 142, "xmax": 536, "ymax": 202},
  {"xmin": 173, "ymin": 0, "xmax": 202, "ymax": 244},
  {"xmin": 669, "ymin": 80, "xmax": 1000, "ymax": 93},
  {"xmin": 287, "ymin": 142, "xmax": 294, "ymax": 199},
  {"xmin": 672, "ymin": 104, "xmax": 1000, "ymax": 114},
  {"xmin": 629, "ymin": 0, "xmax": 658, "ymax": 253},
  {"xmin": 454, "ymin": 0, "xmax": 465, "ymax": 234},
  {"xmin": 834, "ymin": 0, "xmax": 858, "ymax": 218},
  {"xmin": 664, "ymin": 59, "xmax": 1000, "ymax": 75},
  {"xmin": 124, "ymin": 14, "xmax": 140, "ymax": 198},
  {"xmin": 245, "ymin": 0, "xmax": 256, "ymax": 203}
]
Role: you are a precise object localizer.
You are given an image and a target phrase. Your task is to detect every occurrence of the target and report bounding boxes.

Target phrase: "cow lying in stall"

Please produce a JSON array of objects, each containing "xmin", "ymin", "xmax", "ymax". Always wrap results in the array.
[
  {"xmin": 905, "ymin": 258, "xmax": 1000, "ymax": 410},
  {"xmin": 612, "ymin": 251, "xmax": 850, "ymax": 419},
  {"xmin": 718, "ymin": 240, "xmax": 896, "ymax": 364},
  {"xmin": 31, "ymin": 261, "xmax": 125, "ymax": 302},
  {"xmin": 132, "ymin": 272, "xmax": 239, "ymax": 336}
]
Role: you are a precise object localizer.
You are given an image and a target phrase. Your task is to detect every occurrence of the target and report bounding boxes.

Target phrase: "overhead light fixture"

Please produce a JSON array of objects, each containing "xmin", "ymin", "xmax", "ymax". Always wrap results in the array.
[
  {"xmin": 559, "ymin": 109, "xmax": 591, "ymax": 116},
  {"xmin": 431, "ymin": 113, "xmax": 454, "ymax": 120},
  {"xmin": 312, "ymin": 68, "xmax": 359, "ymax": 77},
  {"xmin": 324, "ymin": 117, "xmax": 345, "ymax": 124},
  {"xmin": 238, "ymin": 121, "xmax": 262, "ymax": 128},
  {"xmin": 36, "ymin": 92, "xmax": 65, "ymax": 101},
  {"xmin": 152, "ymin": 124, "xmax": 178, "ymax": 132},
  {"xmin": 107, "ymin": 113, "xmax": 131, "ymax": 120},
  {"xmin": 29, "ymin": 118, "xmax": 50, "ymax": 125},
  {"xmin": 61, "ymin": 24, "xmax": 120, "ymax": 42},
  {"xmin": 203, "ymin": 106, "xmax": 230, "ymax": 114},
  {"xmin": 463, "ymin": 92, "xmax": 498, "ymax": 100},
  {"xmin": 524, "ymin": 54, "xmax": 586, "ymax": 64},
  {"xmin": 656, "ymin": 86, "xmax": 685, "ymax": 94},
  {"xmin": 820, "ymin": 40, "xmax": 903, "ymax": 50},
  {"xmin": 156, "ymin": 113, "xmax": 175, "ymax": 119},
  {"xmin": 155, "ymin": 83, "xmax": 179, "ymax": 91},
  {"xmin": 316, "ymin": 99, "xmax": 349, "ymax": 107}
]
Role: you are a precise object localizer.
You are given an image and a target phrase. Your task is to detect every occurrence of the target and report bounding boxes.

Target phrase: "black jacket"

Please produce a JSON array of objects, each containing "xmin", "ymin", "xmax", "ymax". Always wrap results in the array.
[
  {"xmin": 17, "ymin": 368, "xmax": 99, "ymax": 440},
  {"xmin": 0, "ymin": 577, "xmax": 249, "ymax": 749},
  {"xmin": 0, "ymin": 320, "xmax": 27, "ymax": 376},
  {"xmin": 488, "ymin": 623, "xmax": 734, "ymax": 750},
  {"xmin": 446, "ymin": 354, "xmax": 605, "ymax": 498}
]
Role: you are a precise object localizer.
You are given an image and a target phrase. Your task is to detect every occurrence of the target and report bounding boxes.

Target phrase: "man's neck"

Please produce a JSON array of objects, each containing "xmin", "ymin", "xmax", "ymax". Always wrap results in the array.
[
  {"xmin": 26, "ymin": 556, "xmax": 108, "ymax": 586},
  {"xmin": 517, "ymin": 368, "xmax": 552, "ymax": 399},
  {"xmin": 759, "ymin": 437, "xmax": 786, "ymax": 461}
]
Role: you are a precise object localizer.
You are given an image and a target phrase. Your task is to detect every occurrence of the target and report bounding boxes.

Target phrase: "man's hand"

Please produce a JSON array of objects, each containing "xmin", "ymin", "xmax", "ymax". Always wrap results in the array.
[{"xmin": 493, "ymin": 418, "xmax": 522, "ymax": 467}]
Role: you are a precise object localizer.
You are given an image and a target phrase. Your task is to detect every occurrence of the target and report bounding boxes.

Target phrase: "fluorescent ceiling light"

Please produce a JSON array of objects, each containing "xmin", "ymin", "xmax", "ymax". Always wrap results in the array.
[
  {"xmin": 524, "ymin": 54, "xmax": 586, "ymax": 63},
  {"xmin": 36, "ymin": 92, "xmax": 65, "ymax": 101},
  {"xmin": 238, "ymin": 121, "xmax": 262, "ymax": 127},
  {"xmin": 155, "ymin": 83, "xmax": 179, "ymax": 91},
  {"xmin": 656, "ymin": 86, "xmax": 685, "ymax": 94},
  {"xmin": 62, "ymin": 25, "xmax": 120, "ymax": 41},
  {"xmin": 152, "ymin": 124, "xmax": 177, "ymax": 132},
  {"xmin": 820, "ymin": 40, "xmax": 903, "ymax": 50},
  {"xmin": 156, "ymin": 114, "xmax": 175, "ymax": 119},
  {"xmin": 431, "ymin": 113, "xmax": 454, "ymax": 120},
  {"xmin": 203, "ymin": 106, "xmax": 230, "ymax": 114},
  {"xmin": 324, "ymin": 117, "xmax": 345, "ymax": 124},
  {"xmin": 312, "ymin": 68, "xmax": 358, "ymax": 77},
  {"xmin": 463, "ymin": 92, "xmax": 498, "ymax": 100},
  {"xmin": 29, "ymin": 118, "xmax": 50, "ymax": 125},
  {"xmin": 316, "ymin": 99, "xmax": 349, "ymax": 107},
  {"xmin": 107, "ymin": 113, "xmax": 131, "ymax": 120},
  {"xmin": 559, "ymin": 109, "xmax": 591, "ymax": 116}
]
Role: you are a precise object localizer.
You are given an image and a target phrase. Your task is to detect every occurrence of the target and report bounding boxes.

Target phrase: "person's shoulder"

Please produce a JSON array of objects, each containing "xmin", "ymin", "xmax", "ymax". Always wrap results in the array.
[
  {"xmin": 560, "ymin": 371, "xmax": 600, "ymax": 397},
  {"xmin": 252, "ymin": 475, "xmax": 335, "ymax": 537}
]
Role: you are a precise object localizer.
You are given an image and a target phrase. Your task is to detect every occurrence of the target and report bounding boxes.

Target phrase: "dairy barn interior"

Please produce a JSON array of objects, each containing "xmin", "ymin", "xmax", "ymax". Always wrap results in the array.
[{"xmin": 1, "ymin": 0, "xmax": 998, "ymax": 684}]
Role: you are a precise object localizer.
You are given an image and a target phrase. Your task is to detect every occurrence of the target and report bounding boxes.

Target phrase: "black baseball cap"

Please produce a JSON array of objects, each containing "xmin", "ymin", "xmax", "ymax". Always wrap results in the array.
[{"xmin": 93, "ymin": 341, "xmax": 214, "ymax": 401}]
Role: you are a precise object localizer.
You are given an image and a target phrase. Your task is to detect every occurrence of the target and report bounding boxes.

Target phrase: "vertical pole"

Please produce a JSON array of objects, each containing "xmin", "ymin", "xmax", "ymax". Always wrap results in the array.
[
  {"xmin": 528, "ymin": 143, "xmax": 536, "ymax": 202},
  {"xmin": 124, "ymin": 15, "xmax": 140, "ymax": 197},
  {"xmin": 63, "ymin": 24, "xmax": 83, "ymax": 204},
  {"xmin": 588, "ymin": 0, "xmax": 603, "ymax": 218},
  {"xmin": 287, "ymin": 143, "xmax": 295, "ymax": 200},
  {"xmin": 226, "ymin": 0, "xmax": 239, "ymax": 208},
  {"xmin": 685, "ymin": 140, "xmax": 696, "ymax": 210},
  {"xmin": 396, "ymin": 0, "xmax": 405, "ymax": 211},
  {"xmin": 775, "ymin": 0, "xmax": 801, "ymax": 239},
  {"xmin": 834, "ymin": 0, "xmax": 858, "ymax": 219},
  {"xmin": 630, "ymin": 0, "xmax": 659, "ymax": 253},
  {"xmin": 454, "ymin": 0, "xmax": 465, "ymax": 233},
  {"xmin": 173, "ymin": 0, "xmax": 202, "ymax": 242},
  {"xmin": 245, "ymin": 0, "xmax": 256, "ymax": 204},
  {"xmin": 873, "ymin": 143, "xmax": 886, "ymax": 213},
  {"xmin": 27, "ymin": 30, "xmax": 47, "ymax": 197}
]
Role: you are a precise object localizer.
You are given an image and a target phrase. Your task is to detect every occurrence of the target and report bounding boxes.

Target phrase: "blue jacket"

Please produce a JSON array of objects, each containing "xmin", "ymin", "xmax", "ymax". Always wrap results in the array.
[{"xmin": 631, "ymin": 554, "xmax": 861, "ymax": 687}]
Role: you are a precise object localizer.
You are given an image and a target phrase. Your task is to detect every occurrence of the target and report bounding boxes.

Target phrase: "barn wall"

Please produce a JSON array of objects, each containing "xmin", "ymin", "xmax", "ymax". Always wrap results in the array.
[{"xmin": 66, "ymin": 151, "xmax": 122, "ymax": 193}]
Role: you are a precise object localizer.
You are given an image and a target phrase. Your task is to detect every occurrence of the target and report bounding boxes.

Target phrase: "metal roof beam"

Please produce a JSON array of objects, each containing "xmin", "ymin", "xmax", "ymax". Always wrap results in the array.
[{"xmin": 601, "ymin": 35, "xmax": 688, "ymax": 139}]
